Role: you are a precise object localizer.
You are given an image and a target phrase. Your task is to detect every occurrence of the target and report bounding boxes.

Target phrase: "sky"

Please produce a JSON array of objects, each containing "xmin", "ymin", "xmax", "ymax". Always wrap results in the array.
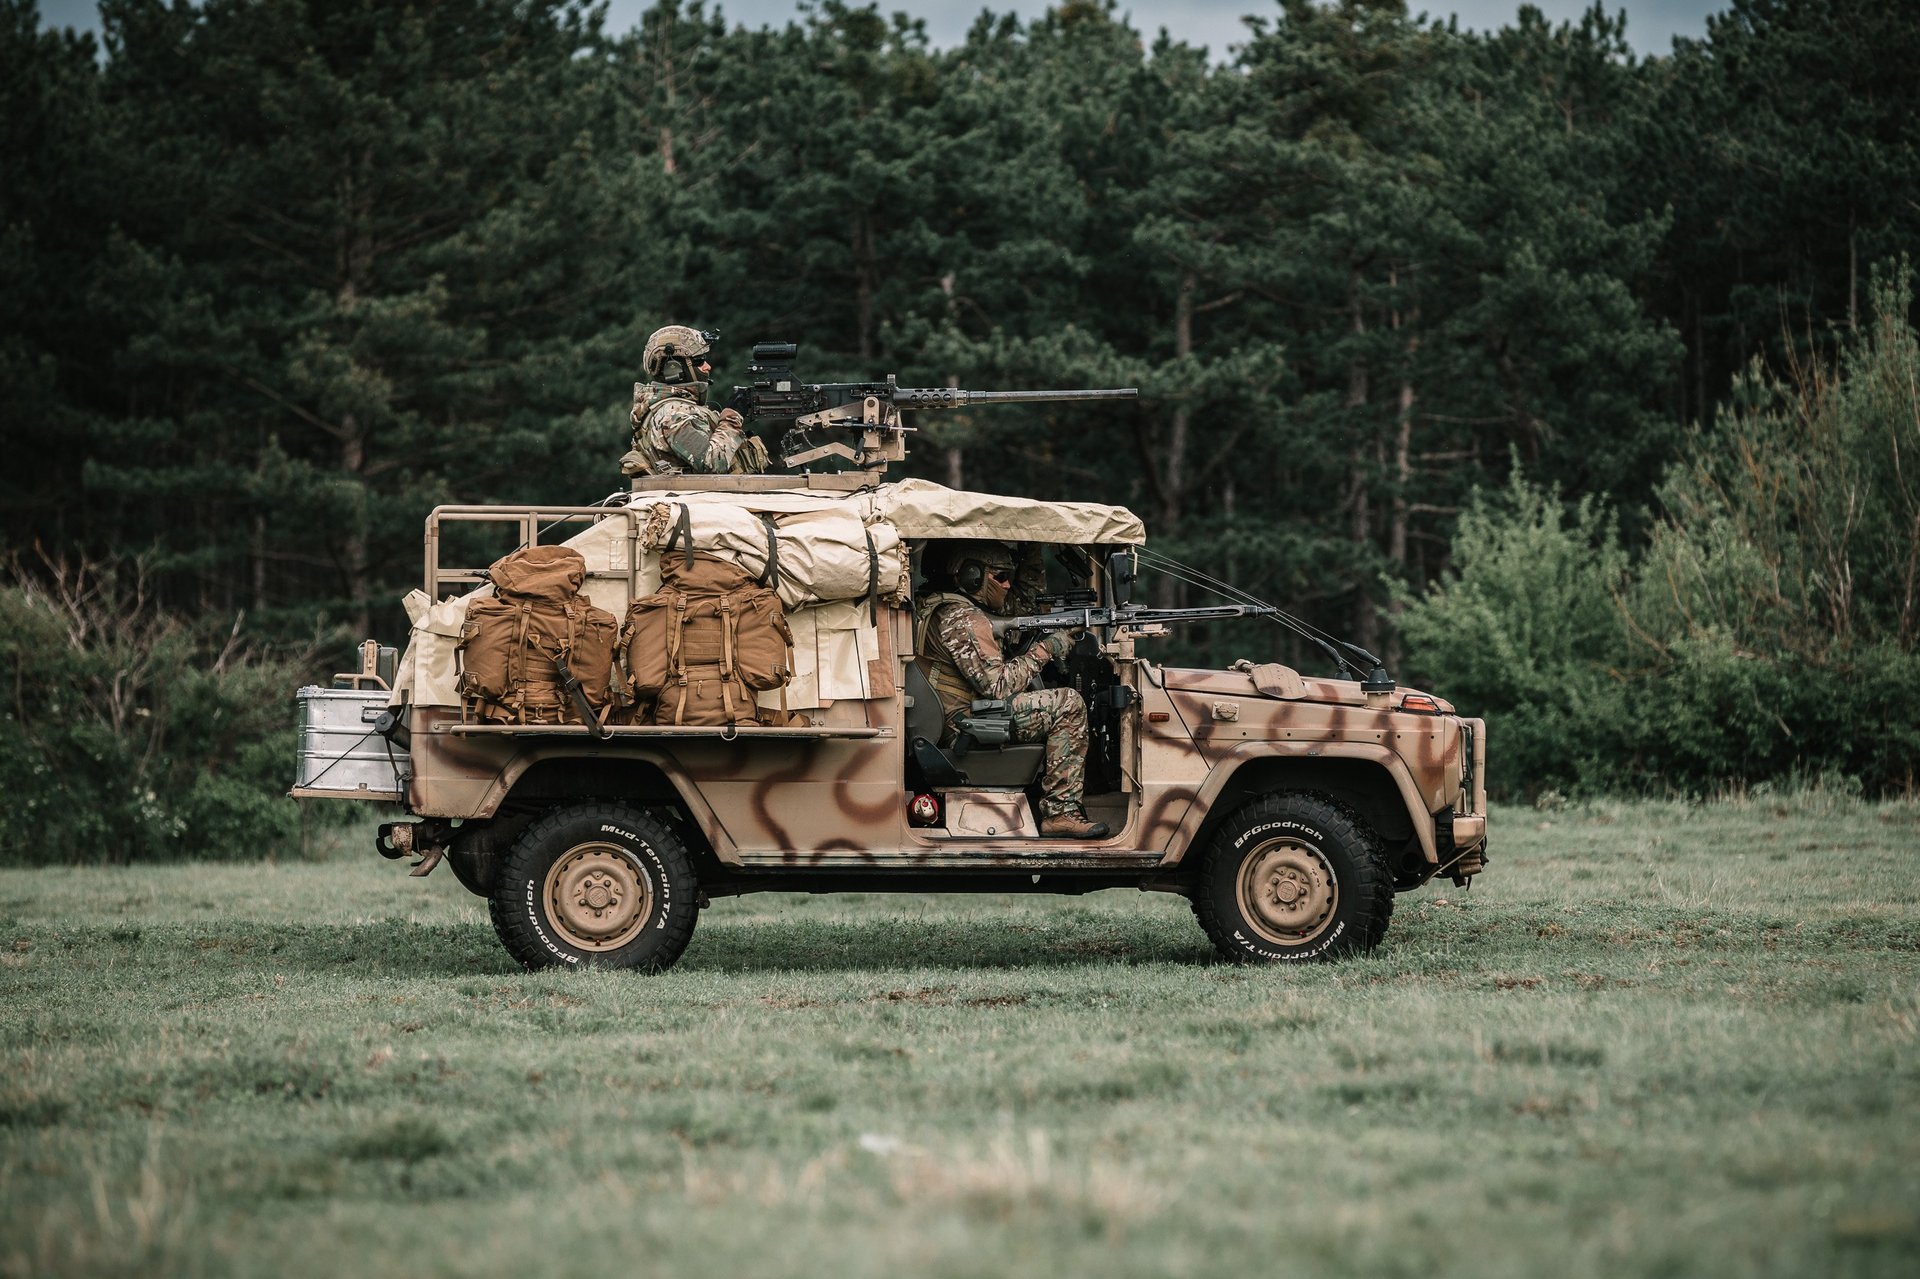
[{"xmin": 39, "ymin": 1, "xmax": 1729, "ymax": 59}]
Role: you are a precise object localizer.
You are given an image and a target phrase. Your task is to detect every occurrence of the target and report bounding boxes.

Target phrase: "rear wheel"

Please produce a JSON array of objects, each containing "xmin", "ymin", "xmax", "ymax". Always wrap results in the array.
[
  {"xmin": 488, "ymin": 801, "xmax": 698, "ymax": 972},
  {"xmin": 1192, "ymin": 792, "xmax": 1392, "ymax": 963}
]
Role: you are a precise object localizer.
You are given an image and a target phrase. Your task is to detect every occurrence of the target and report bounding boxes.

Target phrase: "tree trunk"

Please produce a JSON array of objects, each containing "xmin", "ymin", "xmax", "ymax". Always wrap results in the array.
[
  {"xmin": 251, "ymin": 511, "xmax": 267, "ymax": 614},
  {"xmin": 853, "ymin": 212, "xmax": 874, "ymax": 360},
  {"xmin": 1346, "ymin": 269, "xmax": 1377, "ymax": 654},
  {"xmin": 342, "ymin": 419, "xmax": 371, "ymax": 639},
  {"xmin": 1848, "ymin": 206, "xmax": 1858, "ymax": 331},
  {"xmin": 1153, "ymin": 273, "xmax": 1196, "ymax": 607},
  {"xmin": 1386, "ymin": 270, "xmax": 1419, "ymax": 669},
  {"xmin": 336, "ymin": 156, "xmax": 375, "ymax": 639}
]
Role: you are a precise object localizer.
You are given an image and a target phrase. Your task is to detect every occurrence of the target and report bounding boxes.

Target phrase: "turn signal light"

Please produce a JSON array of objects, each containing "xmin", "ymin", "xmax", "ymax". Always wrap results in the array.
[{"xmin": 1400, "ymin": 694, "xmax": 1441, "ymax": 714}]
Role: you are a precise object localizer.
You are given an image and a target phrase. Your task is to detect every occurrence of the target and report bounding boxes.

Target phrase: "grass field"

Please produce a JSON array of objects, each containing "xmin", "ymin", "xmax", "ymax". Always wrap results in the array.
[{"xmin": 3, "ymin": 792, "xmax": 1917, "ymax": 1278}]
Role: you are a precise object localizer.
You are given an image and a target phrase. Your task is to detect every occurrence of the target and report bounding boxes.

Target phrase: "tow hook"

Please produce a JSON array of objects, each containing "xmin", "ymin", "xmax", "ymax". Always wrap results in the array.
[
  {"xmin": 377, "ymin": 821, "xmax": 414, "ymax": 860},
  {"xmin": 377, "ymin": 820, "xmax": 447, "ymax": 877}
]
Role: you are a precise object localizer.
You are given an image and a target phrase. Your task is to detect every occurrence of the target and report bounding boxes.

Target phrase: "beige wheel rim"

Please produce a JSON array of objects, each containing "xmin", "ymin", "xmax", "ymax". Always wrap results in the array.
[
  {"xmin": 543, "ymin": 842, "xmax": 653, "ymax": 952},
  {"xmin": 1236, "ymin": 839, "xmax": 1338, "ymax": 946}
]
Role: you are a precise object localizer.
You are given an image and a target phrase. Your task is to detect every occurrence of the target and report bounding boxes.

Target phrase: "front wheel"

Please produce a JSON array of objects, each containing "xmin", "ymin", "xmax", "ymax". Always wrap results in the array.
[
  {"xmin": 489, "ymin": 802, "xmax": 699, "ymax": 972},
  {"xmin": 1192, "ymin": 793, "xmax": 1392, "ymax": 963}
]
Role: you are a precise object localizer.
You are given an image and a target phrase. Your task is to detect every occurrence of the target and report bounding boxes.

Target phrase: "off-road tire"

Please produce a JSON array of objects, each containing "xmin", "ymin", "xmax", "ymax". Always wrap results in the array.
[
  {"xmin": 488, "ymin": 801, "xmax": 698, "ymax": 972},
  {"xmin": 1192, "ymin": 792, "xmax": 1393, "ymax": 963}
]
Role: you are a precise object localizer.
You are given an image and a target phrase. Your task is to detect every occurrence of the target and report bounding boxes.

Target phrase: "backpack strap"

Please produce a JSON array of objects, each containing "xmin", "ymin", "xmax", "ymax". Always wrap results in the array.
[
  {"xmin": 509, "ymin": 603, "xmax": 532, "ymax": 724},
  {"xmin": 668, "ymin": 593, "xmax": 690, "ymax": 724},
  {"xmin": 662, "ymin": 503, "xmax": 695, "ymax": 572},
  {"xmin": 863, "ymin": 529, "xmax": 880, "ymax": 623},
  {"xmin": 757, "ymin": 514, "xmax": 781, "ymax": 592},
  {"xmin": 719, "ymin": 594, "xmax": 739, "ymax": 723}
]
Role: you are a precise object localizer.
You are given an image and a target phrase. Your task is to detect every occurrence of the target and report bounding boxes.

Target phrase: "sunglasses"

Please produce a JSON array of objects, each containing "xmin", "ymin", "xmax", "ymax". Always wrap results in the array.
[{"xmin": 987, "ymin": 569, "xmax": 1013, "ymax": 584}]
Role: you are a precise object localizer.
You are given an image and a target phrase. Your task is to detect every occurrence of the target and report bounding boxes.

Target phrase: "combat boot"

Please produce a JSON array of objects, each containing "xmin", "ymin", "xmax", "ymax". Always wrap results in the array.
[{"xmin": 1041, "ymin": 808, "xmax": 1110, "ymax": 840}]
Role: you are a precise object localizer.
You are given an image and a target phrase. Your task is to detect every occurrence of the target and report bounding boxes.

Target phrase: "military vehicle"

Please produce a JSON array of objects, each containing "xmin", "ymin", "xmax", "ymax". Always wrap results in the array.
[{"xmin": 295, "ymin": 418, "xmax": 1487, "ymax": 972}]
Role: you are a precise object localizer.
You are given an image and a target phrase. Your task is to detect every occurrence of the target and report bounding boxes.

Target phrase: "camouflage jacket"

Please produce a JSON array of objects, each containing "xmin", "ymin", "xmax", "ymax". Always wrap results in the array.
[
  {"xmin": 623, "ymin": 383, "xmax": 766, "ymax": 477},
  {"xmin": 914, "ymin": 591, "xmax": 1072, "ymax": 724}
]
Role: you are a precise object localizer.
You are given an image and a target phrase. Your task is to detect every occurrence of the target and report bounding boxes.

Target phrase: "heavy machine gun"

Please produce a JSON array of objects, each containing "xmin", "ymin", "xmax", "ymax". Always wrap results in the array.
[{"xmin": 725, "ymin": 341, "xmax": 1138, "ymax": 473}]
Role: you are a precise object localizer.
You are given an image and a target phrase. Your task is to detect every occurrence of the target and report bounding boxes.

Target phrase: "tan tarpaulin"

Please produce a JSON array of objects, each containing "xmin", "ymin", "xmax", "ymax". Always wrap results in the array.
[
  {"xmin": 392, "ymin": 589, "xmax": 468, "ymax": 708},
  {"xmin": 388, "ymin": 479, "xmax": 1141, "ymax": 710},
  {"xmin": 866, "ymin": 478, "xmax": 1144, "ymax": 545},
  {"xmin": 636, "ymin": 478, "xmax": 1146, "ymax": 545},
  {"xmin": 638, "ymin": 501, "xmax": 911, "ymax": 610}
]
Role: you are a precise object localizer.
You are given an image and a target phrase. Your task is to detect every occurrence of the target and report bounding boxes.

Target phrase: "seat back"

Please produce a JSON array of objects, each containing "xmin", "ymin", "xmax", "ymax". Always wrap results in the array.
[
  {"xmin": 903, "ymin": 660, "xmax": 1045, "ymax": 789},
  {"xmin": 904, "ymin": 661, "xmax": 946, "ymax": 745}
]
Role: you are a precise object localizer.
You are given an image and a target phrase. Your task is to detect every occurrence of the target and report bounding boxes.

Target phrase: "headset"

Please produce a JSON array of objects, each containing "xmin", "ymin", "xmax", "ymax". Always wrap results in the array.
[
  {"xmin": 953, "ymin": 557, "xmax": 988, "ymax": 594},
  {"xmin": 951, "ymin": 543, "xmax": 1012, "ymax": 596}
]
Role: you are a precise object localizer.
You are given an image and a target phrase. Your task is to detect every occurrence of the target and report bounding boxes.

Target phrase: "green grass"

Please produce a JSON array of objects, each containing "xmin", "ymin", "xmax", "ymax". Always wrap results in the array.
[{"xmin": 3, "ymin": 792, "xmax": 1917, "ymax": 1278}]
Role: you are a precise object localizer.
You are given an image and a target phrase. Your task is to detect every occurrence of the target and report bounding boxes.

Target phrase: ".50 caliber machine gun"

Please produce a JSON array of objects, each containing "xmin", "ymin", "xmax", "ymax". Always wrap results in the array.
[{"xmin": 726, "ymin": 341, "xmax": 1138, "ymax": 473}]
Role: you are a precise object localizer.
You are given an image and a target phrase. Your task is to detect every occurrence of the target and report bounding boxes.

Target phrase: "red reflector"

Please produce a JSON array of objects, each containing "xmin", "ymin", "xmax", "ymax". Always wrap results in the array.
[
  {"xmin": 1148, "ymin": 711, "xmax": 1171, "ymax": 723},
  {"xmin": 1401, "ymin": 694, "xmax": 1440, "ymax": 713}
]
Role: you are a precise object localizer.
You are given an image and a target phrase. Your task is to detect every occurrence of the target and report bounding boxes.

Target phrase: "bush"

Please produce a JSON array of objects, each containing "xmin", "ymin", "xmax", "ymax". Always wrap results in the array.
[
  {"xmin": 1404, "ymin": 265, "xmax": 1920, "ymax": 797},
  {"xmin": 0, "ymin": 555, "xmax": 317, "ymax": 864},
  {"xmin": 1396, "ymin": 471, "xmax": 1637, "ymax": 798}
]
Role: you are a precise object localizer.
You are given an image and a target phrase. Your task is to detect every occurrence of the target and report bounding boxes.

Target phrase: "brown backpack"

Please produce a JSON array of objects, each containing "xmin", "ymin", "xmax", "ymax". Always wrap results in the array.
[
  {"xmin": 484, "ymin": 544, "xmax": 585, "ymax": 601},
  {"xmin": 625, "ymin": 553, "xmax": 793, "ymax": 725},
  {"xmin": 458, "ymin": 546, "xmax": 618, "ymax": 726}
]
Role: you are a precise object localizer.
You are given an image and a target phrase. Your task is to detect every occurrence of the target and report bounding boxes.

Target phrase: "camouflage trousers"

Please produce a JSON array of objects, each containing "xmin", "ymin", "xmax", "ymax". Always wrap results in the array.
[{"xmin": 1008, "ymin": 686, "xmax": 1089, "ymax": 819}]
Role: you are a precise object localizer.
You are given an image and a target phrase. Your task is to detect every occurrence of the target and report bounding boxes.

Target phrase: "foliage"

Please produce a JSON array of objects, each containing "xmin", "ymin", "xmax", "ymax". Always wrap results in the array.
[
  {"xmin": 0, "ymin": 553, "xmax": 315, "ymax": 864},
  {"xmin": 3, "ymin": 0, "xmax": 1918, "ymax": 798},
  {"xmin": 1397, "ymin": 469, "xmax": 1635, "ymax": 794},
  {"xmin": 1406, "ymin": 268, "xmax": 1920, "ymax": 796}
]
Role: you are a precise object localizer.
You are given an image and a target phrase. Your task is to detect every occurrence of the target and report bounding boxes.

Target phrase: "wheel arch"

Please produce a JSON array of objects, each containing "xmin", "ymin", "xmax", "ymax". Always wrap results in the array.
[
  {"xmin": 1168, "ymin": 747, "xmax": 1433, "ymax": 873},
  {"xmin": 493, "ymin": 752, "xmax": 735, "ymax": 870}
]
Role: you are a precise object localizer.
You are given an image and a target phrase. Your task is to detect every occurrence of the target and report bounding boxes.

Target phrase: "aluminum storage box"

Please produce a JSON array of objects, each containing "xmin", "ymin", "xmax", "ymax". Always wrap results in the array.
[{"xmin": 294, "ymin": 686, "xmax": 408, "ymax": 799}]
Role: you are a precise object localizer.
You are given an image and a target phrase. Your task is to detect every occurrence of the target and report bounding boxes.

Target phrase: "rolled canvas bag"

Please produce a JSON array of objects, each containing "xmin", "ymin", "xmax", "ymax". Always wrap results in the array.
[{"xmin": 641, "ymin": 502, "xmax": 909, "ymax": 610}]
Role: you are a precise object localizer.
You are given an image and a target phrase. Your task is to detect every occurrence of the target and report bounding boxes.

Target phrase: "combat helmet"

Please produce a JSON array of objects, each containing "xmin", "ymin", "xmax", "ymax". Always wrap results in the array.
[
  {"xmin": 947, "ymin": 541, "xmax": 1018, "ymax": 598},
  {"xmin": 643, "ymin": 326, "xmax": 719, "ymax": 385}
]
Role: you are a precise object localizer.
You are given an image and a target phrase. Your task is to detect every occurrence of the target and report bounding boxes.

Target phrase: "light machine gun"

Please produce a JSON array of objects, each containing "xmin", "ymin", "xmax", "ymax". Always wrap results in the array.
[
  {"xmin": 992, "ymin": 601, "xmax": 1277, "ymax": 641},
  {"xmin": 726, "ymin": 341, "xmax": 1138, "ymax": 473}
]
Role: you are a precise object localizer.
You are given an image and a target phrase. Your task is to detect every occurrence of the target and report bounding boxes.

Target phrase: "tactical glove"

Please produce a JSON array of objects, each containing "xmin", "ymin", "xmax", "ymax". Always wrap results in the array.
[
  {"xmin": 730, "ymin": 433, "xmax": 770, "ymax": 475},
  {"xmin": 717, "ymin": 407, "xmax": 745, "ymax": 431}
]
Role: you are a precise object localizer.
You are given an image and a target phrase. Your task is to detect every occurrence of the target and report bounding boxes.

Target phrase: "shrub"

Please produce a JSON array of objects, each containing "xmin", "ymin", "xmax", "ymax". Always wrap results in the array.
[
  {"xmin": 1395, "ymin": 470, "xmax": 1637, "ymax": 798},
  {"xmin": 1405, "ymin": 264, "xmax": 1920, "ymax": 797},
  {"xmin": 0, "ymin": 554, "xmax": 317, "ymax": 864}
]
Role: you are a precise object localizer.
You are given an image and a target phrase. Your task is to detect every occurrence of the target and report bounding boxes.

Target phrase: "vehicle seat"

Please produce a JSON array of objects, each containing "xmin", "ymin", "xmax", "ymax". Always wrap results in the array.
[{"xmin": 904, "ymin": 662, "xmax": 1045, "ymax": 788}]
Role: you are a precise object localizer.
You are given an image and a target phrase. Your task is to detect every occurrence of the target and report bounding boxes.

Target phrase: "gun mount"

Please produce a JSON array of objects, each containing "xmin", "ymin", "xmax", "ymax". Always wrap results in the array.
[{"xmin": 727, "ymin": 341, "xmax": 1139, "ymax": 473}]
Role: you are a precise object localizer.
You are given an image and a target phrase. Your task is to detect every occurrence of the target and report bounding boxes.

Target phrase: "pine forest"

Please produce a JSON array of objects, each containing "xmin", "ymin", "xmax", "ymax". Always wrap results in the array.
[{"xmin": 4, "ymin": 0, "xmax": 1918, "ymax": 859}]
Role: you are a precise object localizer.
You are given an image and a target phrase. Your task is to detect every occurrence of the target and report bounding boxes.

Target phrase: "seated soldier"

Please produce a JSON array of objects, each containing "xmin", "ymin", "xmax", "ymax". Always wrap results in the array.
[{"xmin": 913, "ymin": 542, "xmax": 1110, "ymax": 840}]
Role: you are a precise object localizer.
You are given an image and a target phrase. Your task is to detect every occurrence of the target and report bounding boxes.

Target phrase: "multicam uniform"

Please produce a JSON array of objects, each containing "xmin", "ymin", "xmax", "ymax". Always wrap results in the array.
[
  {"xmin": 914, "ymin": 591, "xmax": 1089, "ymax": 820},
  {"xmin": 622, "ymin": 383, "xmax": 766, "ymax": 477}
]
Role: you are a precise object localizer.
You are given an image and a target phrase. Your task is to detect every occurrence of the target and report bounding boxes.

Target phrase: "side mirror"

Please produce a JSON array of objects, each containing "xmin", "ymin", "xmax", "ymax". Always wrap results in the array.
[{"xmin": 1106, "ymin": 549, "xmax": 1138, "ymax": 607}]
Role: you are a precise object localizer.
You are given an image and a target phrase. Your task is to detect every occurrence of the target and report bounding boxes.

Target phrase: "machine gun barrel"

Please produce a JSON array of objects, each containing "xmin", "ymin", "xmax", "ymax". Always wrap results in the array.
[
  {"xmin": 890, "ymin": 387, "xmax": 1139, "ymax": 409},
  {"xmin": 991, "ymin": 603, "xmax": 1276, "ymax": 636},
  {"xmin": 727, "ymin": 340, "xmax": 1138, "ymax": 474}
]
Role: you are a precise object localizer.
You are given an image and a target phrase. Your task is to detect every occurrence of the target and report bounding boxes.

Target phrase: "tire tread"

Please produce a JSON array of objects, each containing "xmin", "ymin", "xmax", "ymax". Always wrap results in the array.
[
  {"xmin": 1191, "ymin": 791, "xmax": 1393, "ymax": 962},
  {"xmin": 488, "ymin": 799, "xmax": 698, "ymax": 972}
]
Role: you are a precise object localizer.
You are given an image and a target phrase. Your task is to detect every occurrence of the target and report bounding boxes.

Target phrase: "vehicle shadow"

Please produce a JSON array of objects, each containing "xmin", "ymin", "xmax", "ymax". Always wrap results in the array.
[
  {"xmin": 193, "ymin": 916, "xmax": 1221, "ymax": 979},
  {"xmin": 680, "ymin": 916, "xmax": 1219, "ymax": 973}
]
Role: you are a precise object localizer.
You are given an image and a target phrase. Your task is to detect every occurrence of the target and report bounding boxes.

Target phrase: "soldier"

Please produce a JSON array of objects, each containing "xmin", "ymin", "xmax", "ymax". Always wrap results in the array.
[
  {"xmin": 622, "ymin": 326, "xmax": 770, "ymax": 477},
  {"xmin": 914, "ymin": 542, "xmax": 1111, "ymax": 840}
]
